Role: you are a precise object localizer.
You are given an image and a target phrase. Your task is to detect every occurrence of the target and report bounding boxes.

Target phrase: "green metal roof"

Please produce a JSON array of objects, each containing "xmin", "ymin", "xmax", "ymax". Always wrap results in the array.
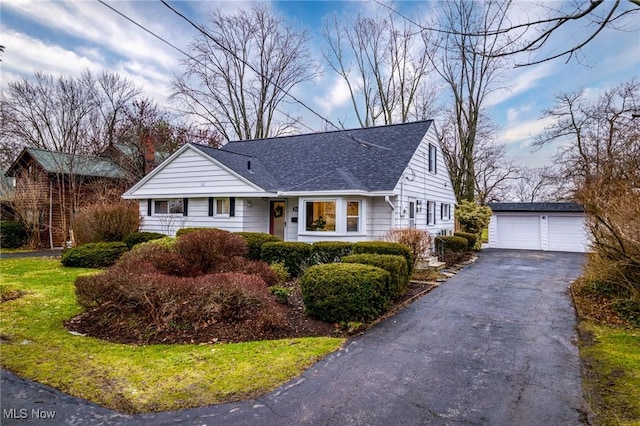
[{"xmin": 8, "ymin": 148, "xmax": 129, "ymax": 179}]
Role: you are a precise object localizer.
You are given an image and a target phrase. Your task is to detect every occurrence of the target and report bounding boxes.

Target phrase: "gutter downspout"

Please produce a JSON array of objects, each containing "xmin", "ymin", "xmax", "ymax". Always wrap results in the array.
[{"xmin": 385, "ymin": 195, "xmax": 396, "ymax": 229}]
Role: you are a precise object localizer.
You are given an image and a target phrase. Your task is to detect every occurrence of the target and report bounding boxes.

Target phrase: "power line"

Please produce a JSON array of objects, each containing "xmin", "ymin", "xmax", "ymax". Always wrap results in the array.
[
  {"xmin": 98, "ymin": 0, "xmax": 338, "ymax": 136},
  {"xmin": 159, "ymin": 0, "xmax": 342, "ymax": 132}
]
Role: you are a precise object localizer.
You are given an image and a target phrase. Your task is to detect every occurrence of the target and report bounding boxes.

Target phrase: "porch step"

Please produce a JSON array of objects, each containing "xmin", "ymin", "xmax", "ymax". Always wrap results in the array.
[{"xmin": 416, "ymin": 256, "xmax": 446, "ymax": 271}]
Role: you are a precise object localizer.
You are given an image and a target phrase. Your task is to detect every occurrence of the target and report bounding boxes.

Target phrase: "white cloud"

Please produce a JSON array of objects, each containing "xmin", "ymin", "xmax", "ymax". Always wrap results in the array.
[
  {"xmin": 486, "ymin": 61, "xmax": 557, "ymax": 107},
  {"xmin": 314, "ymin": 76, "xmax": 354, "ymax": 113},
  {"xmin": 497, "ymin": 115, "xmax": 556, "ymax": 146}
]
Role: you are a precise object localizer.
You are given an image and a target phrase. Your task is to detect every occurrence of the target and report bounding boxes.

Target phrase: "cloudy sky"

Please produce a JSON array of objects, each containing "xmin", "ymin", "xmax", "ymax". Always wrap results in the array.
[{"xmin": 2, "ymin": 0, "xmax": 639, "ymax": 167}]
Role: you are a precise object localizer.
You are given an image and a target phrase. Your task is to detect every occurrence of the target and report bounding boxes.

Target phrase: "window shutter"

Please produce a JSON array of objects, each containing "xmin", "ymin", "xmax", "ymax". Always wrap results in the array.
[
  {"xmin": 427, "ymin": 201, "xmax": 431, "ymax": 225},
  {"xmin": 147, "ymin": 199, "xmax": 152, "ymax": 216},
  {"xmin": 440, "ymin": 203, "xmax": 444, "ymax": 220},
  {"xmin": 208, "ymin": 197, "xmax": 214, "ymax": 216},
  {"xmin": 183, "ymin": 198, "xmax": 189, "ymax": 216},
  {"xmin": 229, "ymin": 197, "xmax": 235, "ymax": 217}
]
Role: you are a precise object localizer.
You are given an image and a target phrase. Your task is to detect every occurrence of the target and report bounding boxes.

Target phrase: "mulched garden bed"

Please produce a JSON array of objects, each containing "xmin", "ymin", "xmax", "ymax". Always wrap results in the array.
[{"xmin": 66, "ymin": 259, "xmax": 474, "ymax": 345}]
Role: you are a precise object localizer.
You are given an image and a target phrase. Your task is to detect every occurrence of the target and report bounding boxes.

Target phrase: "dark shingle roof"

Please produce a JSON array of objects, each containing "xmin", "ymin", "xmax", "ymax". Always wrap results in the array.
[
  {"xmin": 7, "ymin": 148, "xmax": 129, "ymax": 179},
  {"xmin": 191, "ymin": 120, "xmax": 434, "ymax": 193},
  {"xmin": 488, "ymin": 202, "xmax": 585, "ymax": 213}
]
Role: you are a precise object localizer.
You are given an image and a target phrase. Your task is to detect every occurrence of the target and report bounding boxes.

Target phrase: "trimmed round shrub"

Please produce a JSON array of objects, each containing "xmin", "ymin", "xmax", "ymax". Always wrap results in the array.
[
  {"xmin": 454, "ymin": 232, "xmax": 477, "ymax": 251},
  {"xmin": 236, "ymin": 232, "xmax": 282, "ymax": 260},
  {"xmin": 133, "ymin": 236, "xmax": 176, "ymax": 250},
  {"xmin": 61, "ymin": 242, "xmax": 128, "ymax": 268},
  {"xmin": 261, "ymin": 242, "xmax": 312, "ymax": 277},
  {"xmin": 435, "ymin": 236, "xmax": 469, "ymax": 253},
  {"xmin": 353, "ymin": 241, "xmax": 414, "ymax": 275},
  {"xmin": 123, "ymin": 231, "xmax": 166, "ymax": 249},
  {"xmin": 174, "ymin": 229, "xmax": 248, "ymax": 274},
  {"xmin": 343, "ymin": 254, "xmax": 409, "ymax": 298},
  {"xmin": 311, "ymin": 241, "xmax": 354, "ymax": 264},
  {"xmin": 300, "ymin": 263, "xmax": 391, "ymax": 323},
  {"xmin": 0, "ymin": 220, "xmax": 28, "ymax": 249}
]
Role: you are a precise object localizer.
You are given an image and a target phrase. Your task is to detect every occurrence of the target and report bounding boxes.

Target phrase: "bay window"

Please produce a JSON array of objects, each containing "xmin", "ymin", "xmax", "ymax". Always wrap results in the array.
[
  {"xmin": 306, "ymin": 200, "xmax": 336, "ymax": 231},
  {"xmin": 347, "ymin": 201, "xmax": 360, "ymax": 232}
]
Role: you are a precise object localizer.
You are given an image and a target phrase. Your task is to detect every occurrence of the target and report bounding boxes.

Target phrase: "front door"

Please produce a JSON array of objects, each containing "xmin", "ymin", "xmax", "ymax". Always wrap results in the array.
[{"xmin": 270, "ymin": 201, "xmax": 286, "ymax": 239}]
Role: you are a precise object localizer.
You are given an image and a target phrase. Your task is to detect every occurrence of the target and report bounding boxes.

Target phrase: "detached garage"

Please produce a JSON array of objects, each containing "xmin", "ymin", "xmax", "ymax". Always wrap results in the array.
[{"xmin": 487, "ymin": 202, "xmax": 590, "ymax": 253}]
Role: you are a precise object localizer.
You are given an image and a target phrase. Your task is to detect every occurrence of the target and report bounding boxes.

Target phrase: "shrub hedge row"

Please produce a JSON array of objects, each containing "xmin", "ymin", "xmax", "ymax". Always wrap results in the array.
[
  {"xmin": 61, "ymin": 242, "xmax": 128, "ymax": 268},
  {"xmin": 352, "ymin": 241, "xmax": 414, "ymax": 275},
  {"xmin": 453, "ymin": 232, "xmax": 477, "ymax": 251},
  {"xmin": 236, "ymin": 232, "xmax": 282, "ymax": 260},
  {"xmin": 310, "ymin": 241, "xmax": 354, "ymax": 264},
  {"xmin": 261, "ymin": 242, "xmax": 312, "ymax": 277}
]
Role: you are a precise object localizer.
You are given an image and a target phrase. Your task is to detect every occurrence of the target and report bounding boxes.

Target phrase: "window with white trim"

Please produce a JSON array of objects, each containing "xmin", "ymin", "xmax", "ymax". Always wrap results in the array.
[
  {"xmin": 215, "ymin": 198, "xmax": 230, "ymax": 216},
  {"xmin": 346, "ymin": 201, "xmax": 360, "ymax": 232},
  {"xmin": 305, "ymin": 200, "xmax": 336, "ymax": 231},
  {"xmin": 441, "ymin": 203, "xmax": 451, "ymax": 220},
  {"xmin": 154, "ymin": 199, "xmax": 183, "ymax": 215},
  {"xmin": 428, "ymin": 144, "xmax": 437, "ymax": 174},
  {"xmin": 427, "ymin": 201, "xmax": 437, "ymax": 225}
]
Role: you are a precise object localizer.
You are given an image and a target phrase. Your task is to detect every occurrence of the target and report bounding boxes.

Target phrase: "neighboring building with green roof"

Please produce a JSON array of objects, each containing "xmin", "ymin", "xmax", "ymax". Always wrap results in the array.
[{"xmin": 5, "ymin": 147, "xmax": 131, "ymax": 248}]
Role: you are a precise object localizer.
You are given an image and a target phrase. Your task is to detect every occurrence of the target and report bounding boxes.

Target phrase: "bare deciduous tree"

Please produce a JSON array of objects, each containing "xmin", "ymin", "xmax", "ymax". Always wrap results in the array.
[
  {"xmin": 536, "ymin": 79, "xmax": 640, "ymax": 189},
  {"xmin": 474, "ymin": 140, "xmax": 519, "ymax": 204},
  {"xmin": 428, "ymin": 0, "xmax": 511, "ymax": 202},
  {"xmin": 322, "ymin": 9, "xmax": 438, "ymax": 127},
  {"xmin": 83, "ymin": 70, "xmax": 141, "ymax": 152},
  {"xmin": 509, "ymin": 165, "xmax": 563, "ymax": 202},
  {"xmin": 377, "ymin": 0, "xmax": 639, "ymax": 67},
  {"xmin": 171, "ymin": 4, "xmax": 317, "ymax": 141}
]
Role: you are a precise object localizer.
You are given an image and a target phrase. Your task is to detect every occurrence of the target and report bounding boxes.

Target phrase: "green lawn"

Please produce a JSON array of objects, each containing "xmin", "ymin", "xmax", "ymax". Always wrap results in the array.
[
  {"xmin": 579, "ymin": 322, "xmax": 640, "ymax": 425},
  {"xmin": 0, "ymin": 258, "xmax": 344, "ymax": 413}
]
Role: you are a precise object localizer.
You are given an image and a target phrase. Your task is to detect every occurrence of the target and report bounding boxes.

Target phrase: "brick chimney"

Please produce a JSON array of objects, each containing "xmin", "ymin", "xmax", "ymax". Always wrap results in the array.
[{"xmin": 143, "ymin": 133, "xmax": 155, "ymax": 175}]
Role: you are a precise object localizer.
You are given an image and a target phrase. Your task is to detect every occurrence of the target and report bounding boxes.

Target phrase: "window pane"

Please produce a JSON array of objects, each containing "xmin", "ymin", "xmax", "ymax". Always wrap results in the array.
[
  {"xmin": 347, "ymin": 201, "xmax": 359, "ymax": 232},
  {"xmin": 347, "ymin": 201, "xmax": 359, "ymax": 216},
  {"xmin": 216, "ymin": 198, "xmax": 229, "ymax": 215},
  {"xmin": 169, "ymin": 200, "xmax": 184, "ymax": 214},
  {"xmin": 154, "ymin": 200, "xmax": 168, "ymax": 214},
  {"xmin": 306, "ymin": 201, "xmax": 336, "ymax": 231}
]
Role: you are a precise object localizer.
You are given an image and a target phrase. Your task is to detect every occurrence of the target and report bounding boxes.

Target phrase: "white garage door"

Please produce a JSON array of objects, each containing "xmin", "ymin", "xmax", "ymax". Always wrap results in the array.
[
  {"xmin": 548, "ymin": 215, "xmax": 588, "ymax": 252},
  {"xmin": 496, "ymin": 215, "xmax": 541, "ymax": 250}
]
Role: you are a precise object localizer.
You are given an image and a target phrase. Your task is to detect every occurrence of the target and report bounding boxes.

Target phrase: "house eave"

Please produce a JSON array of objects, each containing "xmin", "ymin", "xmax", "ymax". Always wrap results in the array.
[
  {"xmin": 122, "ymin": 191, "xmax": 279, "ymax": 200},
  {"xmin": 275, "ymin": 190, "xmax": 395, "ymax": 197}
]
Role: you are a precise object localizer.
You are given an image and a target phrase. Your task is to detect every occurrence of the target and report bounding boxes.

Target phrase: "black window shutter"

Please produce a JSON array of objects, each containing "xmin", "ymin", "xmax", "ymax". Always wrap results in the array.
[
  {"xmin": 440, "ymin": 203, "xmax": 444, "ymax": 220},
  {"xmin": 427, "ymin": 201, "xmax": 431, "ymax": 225},
  {"xmin": 208, "ymin": 197, "xmax": 214, "ymax": 216},
  {"xmin": 147, "ymin": 199, "xmax": 152, "ymax": 216},
  {"xmin": 183, "ymin": 198, "xmax": 189, "ymax": 216},
  {"xmin": 229, "ymin": 197, "xmax": 235, "ymax": 217}
]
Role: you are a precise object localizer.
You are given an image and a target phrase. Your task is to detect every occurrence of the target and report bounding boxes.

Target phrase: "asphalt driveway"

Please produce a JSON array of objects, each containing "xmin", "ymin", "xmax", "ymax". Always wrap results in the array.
[{"xmin": 1, "ymin": 249, "xmax": 587, "ymax": 425}]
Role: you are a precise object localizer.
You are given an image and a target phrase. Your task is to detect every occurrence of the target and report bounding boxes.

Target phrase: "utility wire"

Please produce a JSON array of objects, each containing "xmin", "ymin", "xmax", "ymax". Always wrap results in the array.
[
  {"xmin": 159, "ymin": 0, "xmax": 342, "ymax": 132},
  {"xmin": 97, "ymin": 0, "xmax": 322, "ymax": 136}
]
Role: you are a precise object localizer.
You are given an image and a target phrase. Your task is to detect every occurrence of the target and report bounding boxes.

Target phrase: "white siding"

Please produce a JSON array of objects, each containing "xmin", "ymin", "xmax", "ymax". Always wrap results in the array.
[
  {"xmin": 139, "ymin": 198, "xmax": 244, "ymax": 236},
  {"xmin": 126, "ymin": 147, "xmax": 262, "ymax": 198},
  {"xmin": 369, "ymin": 196, "xmax": 393, "ymax": 240},
  {"xmin": 242, "ymin": 198, "xmax": 270, "ymax": 233},
  {"xmin": 392, "ymin": 125, "xmax": 457, "ymax": 236}
]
